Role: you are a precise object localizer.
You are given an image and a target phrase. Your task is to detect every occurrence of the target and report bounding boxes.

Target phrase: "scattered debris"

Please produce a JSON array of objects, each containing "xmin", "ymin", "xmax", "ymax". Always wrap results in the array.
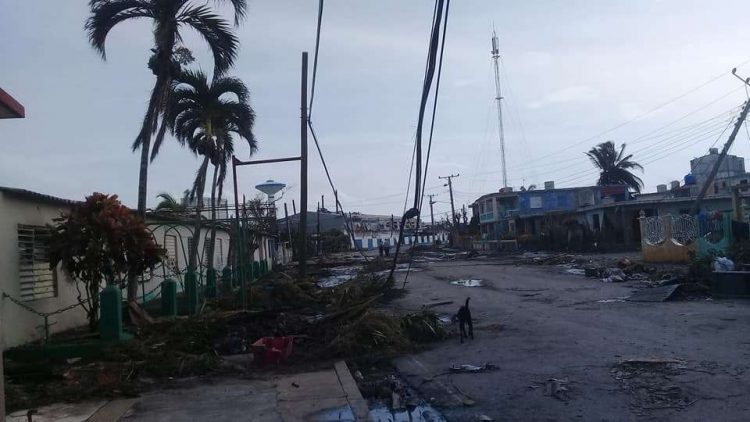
[
  {"xmin": 627, "ymin": 284, "xmax": 680, "ymax": 302},
  {"xmin": 602, "ymin": 268, "xmax": 627, "ymax": 283},
  {"xmin": 422, "ymin": 300, "xmax": 454, "ymax": 308},
  {"xmin": 449, "ymin": 363, "xmax": 498, "ymax": 373},
  {"xmin": 544, "ymin": 378, "xmax": 570, "ymax": 401},
  {"xmin": 713, "ymin": 257, "xmax": 735, "ymax": 272},
  {"xmin": 564, "ymin": 268, "xmax": 586, "ymax": 276},
  {"xmin": 368, "ymin": 404, "xmax": 446, "ymax": 422},
  {"xmin": 450, "ymin": 279, "xmax": 484, "ymax": 287}
]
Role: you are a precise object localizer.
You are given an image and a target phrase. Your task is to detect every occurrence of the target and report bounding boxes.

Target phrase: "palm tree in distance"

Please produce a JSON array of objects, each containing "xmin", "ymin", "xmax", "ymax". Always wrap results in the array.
[
  {"xmin": 154, "ymin": 191, "xmax": 189, "ymax": 212},
  {"xmin": 166, "ymin": 70, "xmax": 257, "ymax": 274},
  {"xmin": 85, "ymin": 0, "xmax": 245, "ymax": 218},
  {"xmin": 585, "ymin": 141, "xmax": 644, "ymax": 193}
]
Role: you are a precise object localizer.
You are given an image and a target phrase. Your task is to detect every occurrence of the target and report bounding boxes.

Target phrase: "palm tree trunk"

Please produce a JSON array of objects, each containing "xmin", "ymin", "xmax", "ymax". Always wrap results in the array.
[
  {"xmin": 128, "ymin": 73, "xmax": 169, "ymax": 303},
  {"xmin": 207, "ymin": 163, "xmax": 219, "ymax": 270},
  {"xmin": 188, "ymin": 155, "xmax": 210, "ymax": 271}
]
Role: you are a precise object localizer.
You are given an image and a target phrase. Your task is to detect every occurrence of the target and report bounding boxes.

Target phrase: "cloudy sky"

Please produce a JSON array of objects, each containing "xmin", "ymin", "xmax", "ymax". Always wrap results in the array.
[{"xmin": 3, "ymin": 0, "xmax": 750, "ymax": 220}]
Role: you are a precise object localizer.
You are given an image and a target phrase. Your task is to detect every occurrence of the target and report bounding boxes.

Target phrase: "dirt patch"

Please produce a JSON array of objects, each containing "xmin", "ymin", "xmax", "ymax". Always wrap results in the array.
[{"xmin": 611, "ymin": 358, "xmax": 699, "ymax": 412}]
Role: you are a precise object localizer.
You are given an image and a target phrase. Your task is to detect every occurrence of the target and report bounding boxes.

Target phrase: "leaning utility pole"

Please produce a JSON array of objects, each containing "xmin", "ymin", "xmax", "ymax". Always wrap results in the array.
[
  {"xmin": 428, "ymin": 194, "xmax": 437, "ymax": 227},
  {"xmin": 691, "ymin": 68, "xmax": 750, "ymax": 214},
  {"xmin": 491, "ymin": 30, "xmax": 508, "ymax": 188},
  {"xmin": 299, "ymin": 52, "xmax": 309, "ymax": 276},
  {"xmin": 439, "ymin": 174, "xmax": 459, "ymax": 227}
]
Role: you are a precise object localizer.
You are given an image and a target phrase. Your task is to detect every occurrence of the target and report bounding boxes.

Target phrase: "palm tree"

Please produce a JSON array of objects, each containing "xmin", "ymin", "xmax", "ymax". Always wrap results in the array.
[
  {"xmin": 85, "ymin": 0, "xmax": 245, "ymax": 217},
  {"xmin": 585, "ymin": 141, "xmax": 644, "ymax": 193},
  {"xmin": 154, "ymin": 191, "xmax": 189, "ymax": 212},
  {"xmin": 166, "ymin": 70, "xmax": 256, "ymax": 273}
]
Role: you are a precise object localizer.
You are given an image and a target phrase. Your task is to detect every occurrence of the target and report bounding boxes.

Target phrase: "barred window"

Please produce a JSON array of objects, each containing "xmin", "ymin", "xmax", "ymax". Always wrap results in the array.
[{"xmin": 17, "ymin": 224, "xmax": 57, "ymax": 301}]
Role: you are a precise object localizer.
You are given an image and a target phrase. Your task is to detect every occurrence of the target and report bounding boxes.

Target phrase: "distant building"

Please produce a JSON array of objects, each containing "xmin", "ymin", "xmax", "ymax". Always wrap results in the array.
[
  {"xmin": 278, "ymin": 210, "xmax": 449, "ymax": 250},
  {"xmin": 690, "ymin": 147, "xmax": 747, "ymax": 188},
  {"xmin": 185, "ymin": 197, "xmax": 229, "ymax": 220}
]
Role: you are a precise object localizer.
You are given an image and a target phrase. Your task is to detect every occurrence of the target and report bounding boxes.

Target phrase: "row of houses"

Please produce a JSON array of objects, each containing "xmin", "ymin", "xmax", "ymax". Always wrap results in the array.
[{"xmin": 471, "ymin": 148, "xmax": 750, "ymax": 253}]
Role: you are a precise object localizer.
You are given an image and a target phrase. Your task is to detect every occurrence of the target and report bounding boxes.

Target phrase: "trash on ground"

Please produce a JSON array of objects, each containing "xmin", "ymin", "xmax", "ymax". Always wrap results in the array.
[
  {"xmin": 597, "ymin": 298, "xmax": 627, "ymax": 303},
  {"xmin": 713, "ymin": 257, "xmax": 735, "ymax": 272},
  {"xmin": 544, "ymin": 378, "xmax": 570, "ymax": 401},
  {"xmin": 422, "ymin": 300, "xmax": 454, "ymax": 308},
  {"xmin": 368, "ymin": 404, "xmax": 446, "ymax": 422},
  {"xmin": 250, "ymin": 336, "xmax": 293, "ymax": 365},
  {"xmin": 450, "ymin": 279, "xmax": 484, "ymax": 287},
  {"xmin": 627, "ymin": 284, "xmax": 680, "ymax": 302},
  {"xmin": 449, "ymin": 363, "xmax": 498, "ymax": 373},
  {"xmin": 564, "ymin": 268, "xmax": 586, "ymax": 276},
  {"xmin": 602, "ymin": 268, "xmax": 627, "ymax": 283}
]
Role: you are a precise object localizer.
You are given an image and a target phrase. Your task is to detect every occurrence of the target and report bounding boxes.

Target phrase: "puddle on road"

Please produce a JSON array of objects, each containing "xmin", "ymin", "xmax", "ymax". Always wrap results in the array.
[
  {"xmin": 369, "ymin": 404, "xmax": 446, "ymax": 422},
  {"xmin": 450, "ymin": 279, "xmax": 484, "ymax": 287},
  {"xmin": 317, "ymin": 266, "xmax": 359, "ymax": 288}
]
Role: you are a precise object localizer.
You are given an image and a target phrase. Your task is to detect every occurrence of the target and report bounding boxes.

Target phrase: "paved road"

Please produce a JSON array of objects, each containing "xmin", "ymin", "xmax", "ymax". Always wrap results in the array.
[{"xmin": 388, "ymin": 260, "xmax": 750, "ymax": 421}]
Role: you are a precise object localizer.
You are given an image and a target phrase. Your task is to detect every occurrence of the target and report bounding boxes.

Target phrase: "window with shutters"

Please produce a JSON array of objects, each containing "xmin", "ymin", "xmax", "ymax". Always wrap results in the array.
[
  {"xmin": 164, "ymin": 234, "xmax": 179, "ymax": 272},
  {"xmin": 17, "ymin": 224, "xmax": 57, "ymax": 301}
]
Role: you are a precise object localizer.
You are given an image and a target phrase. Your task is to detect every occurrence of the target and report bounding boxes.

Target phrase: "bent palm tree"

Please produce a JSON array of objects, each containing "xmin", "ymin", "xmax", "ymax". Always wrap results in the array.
[
  {"xmin": 86, "ymin": 0, "xmax": 244, "ymax": 303},
  {"xmin": 585, "ymin": 141, "xmax": 644, "ymax": 193},
  {"xmin": 166, "ymin": 70, "xmax": 257, "ymax": 273}
]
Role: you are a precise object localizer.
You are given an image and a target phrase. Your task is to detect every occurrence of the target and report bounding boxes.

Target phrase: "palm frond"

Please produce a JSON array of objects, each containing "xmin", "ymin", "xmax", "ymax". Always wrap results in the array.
[
  {"xmin": 85, "ymin": 0, "xmax": 152, "ymax": 58},
  {"xmin": 177, "ymin": 5, "xmax": 238, "ymax": 75}
]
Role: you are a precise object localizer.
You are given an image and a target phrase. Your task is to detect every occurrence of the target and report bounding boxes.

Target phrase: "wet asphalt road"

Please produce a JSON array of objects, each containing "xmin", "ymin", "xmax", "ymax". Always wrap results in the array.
[{"xmin": 387, "ymin": 259, "xmax": 750, "ymax": 422}]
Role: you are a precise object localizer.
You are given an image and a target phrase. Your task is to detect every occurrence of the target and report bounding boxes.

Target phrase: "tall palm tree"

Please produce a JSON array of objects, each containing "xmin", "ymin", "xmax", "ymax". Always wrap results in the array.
[
  {"xmin": 166, "ymin": 70, "xmax": 256, "ymax": 273},
  {"xmin": 85, "ymin": 0, "xmax": 245, "ymax": 216},
  {"xmin": 585, "ymin": 141, "xmax": 644, "ymax": 193},
  {"xmin": 86, "ymin": 0, "xmax": 245, "ymax": 304}
]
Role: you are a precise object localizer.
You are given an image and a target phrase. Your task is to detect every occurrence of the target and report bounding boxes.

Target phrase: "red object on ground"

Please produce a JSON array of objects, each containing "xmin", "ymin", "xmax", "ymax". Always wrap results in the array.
[{"xmin": 251, "ymin": 336, "xmax": 293, "ymax": 365}]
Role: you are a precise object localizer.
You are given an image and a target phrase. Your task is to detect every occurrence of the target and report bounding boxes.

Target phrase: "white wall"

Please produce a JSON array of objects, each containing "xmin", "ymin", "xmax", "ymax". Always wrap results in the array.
[{"xmin": 0, "ymin": 192, "xmax": 86, "ymax": 350}]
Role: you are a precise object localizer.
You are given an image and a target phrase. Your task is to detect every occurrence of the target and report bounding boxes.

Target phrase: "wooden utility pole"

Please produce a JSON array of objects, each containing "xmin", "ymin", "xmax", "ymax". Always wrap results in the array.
[
  {"xmin": 321, "ymin": 195, "xmax": 325, "ymax": 211},
  {"xmin": 299, "ymin": 52, "xmax": 309, "ymax": 276},
  {"xmin": 692, "ymin": 69, "xmax": 750, "ymax": 214},
  {"xmin": 292, "ymin": 200, "xmax": 297, "ymax": 215},
  {"xmin": 428, "ymin": 194, "xmax": 437, "ymax": 227},
  {"xmin": 439, "ymin": 174, "xmax": 459, "ymax": 227}
]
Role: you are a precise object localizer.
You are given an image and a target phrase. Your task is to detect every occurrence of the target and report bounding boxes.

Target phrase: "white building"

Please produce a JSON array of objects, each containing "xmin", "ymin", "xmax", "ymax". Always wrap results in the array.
[{"xmin": 0, "ymin": 186, "xmax": 280, "ymax": 350}]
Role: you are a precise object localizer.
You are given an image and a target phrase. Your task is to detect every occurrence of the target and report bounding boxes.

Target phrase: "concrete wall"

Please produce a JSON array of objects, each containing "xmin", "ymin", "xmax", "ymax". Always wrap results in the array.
[
  {"xmin": 142, "ymin": 221, "xmax": 233, "ymax": 301},
  {"xmin": 0, "ymin": 192, "xmax": 86, "ymax": 349}
]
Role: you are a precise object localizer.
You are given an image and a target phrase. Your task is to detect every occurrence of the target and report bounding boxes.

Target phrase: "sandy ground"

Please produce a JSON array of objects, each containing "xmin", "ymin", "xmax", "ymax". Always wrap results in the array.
[{"xmin": 386, "ymin": 259, "xmax": 750, "ymax": 422}]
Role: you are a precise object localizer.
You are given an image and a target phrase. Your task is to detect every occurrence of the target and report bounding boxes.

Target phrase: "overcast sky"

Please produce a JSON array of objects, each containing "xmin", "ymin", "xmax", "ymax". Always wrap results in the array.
[{"xmin": 3, "ymin": 1, "xmax": 750, "ymax": 220}]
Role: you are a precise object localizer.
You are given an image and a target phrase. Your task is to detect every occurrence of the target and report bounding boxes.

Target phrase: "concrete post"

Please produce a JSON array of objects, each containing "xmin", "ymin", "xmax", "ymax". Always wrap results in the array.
[
  {"xmin": 206, "ymin": 268, "xmax": 217, "ymax": 299},
  {"xmin": 221, "ymin": 266, "xmax": 232, "ymax": 293},
  {"xmin": 185, "ymin": 269, "xmax": 198, "ymax": 315},
  {"xmin": 161, "ymin": 279, "xmax": 177, "ymax": 317},
  {"xmin": 99, "ymin": 285, "xmax": 123, "ymax": 342}
]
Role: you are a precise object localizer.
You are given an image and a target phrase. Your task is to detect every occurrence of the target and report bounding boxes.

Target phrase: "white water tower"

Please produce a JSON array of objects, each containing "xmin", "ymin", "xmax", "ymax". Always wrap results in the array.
[{"xmin": 255, "ymin": 179, "xmax": 286, "ymax": 203}]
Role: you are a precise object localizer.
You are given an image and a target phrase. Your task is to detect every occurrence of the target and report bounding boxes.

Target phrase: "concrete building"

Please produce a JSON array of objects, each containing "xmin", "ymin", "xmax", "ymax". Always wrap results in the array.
[{"xmin": 0, "ymin": 186, "xmax": 285, "ymax": 350}]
